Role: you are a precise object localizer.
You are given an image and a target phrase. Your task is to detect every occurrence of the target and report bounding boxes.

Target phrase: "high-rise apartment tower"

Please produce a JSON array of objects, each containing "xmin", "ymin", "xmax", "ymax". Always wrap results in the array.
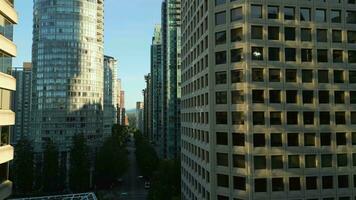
[{"xmin": 181, "ymin": 0, "xmax": 356, "ymax": 199}]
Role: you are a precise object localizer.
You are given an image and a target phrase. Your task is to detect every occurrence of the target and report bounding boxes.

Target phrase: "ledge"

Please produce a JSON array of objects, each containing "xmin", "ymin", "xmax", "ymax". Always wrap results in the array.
[
  {"xmin": 0, "ymin": 110, "xmax": 15, "ymax": 126},
  {"xmin": 0, "ymin": 34, "xmax": 17, "ymax": 57},
  {"xmin": 0, "ymin": 180, "xmax": 12, "ymax": 200},
  {"xmin": 0, "ymin": 145, "xmax": 13, "ymax": 164},
  {"xmin": 0, "ymin": 0, "xmax": 18, "ymax": 23},
  {"xmin": 0, "ymin": 72, "xmax": 16, "ymax": 91}
]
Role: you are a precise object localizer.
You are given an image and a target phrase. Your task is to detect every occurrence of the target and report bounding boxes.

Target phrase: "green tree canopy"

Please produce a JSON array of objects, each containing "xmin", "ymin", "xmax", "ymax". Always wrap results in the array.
[{"xmin": 42, "ymin": 139, "xmax": 59, "ymax": 192}]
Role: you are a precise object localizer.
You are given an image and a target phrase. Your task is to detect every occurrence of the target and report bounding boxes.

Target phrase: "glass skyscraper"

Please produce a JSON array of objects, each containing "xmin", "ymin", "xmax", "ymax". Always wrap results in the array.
[{"xmin": 32, "ymin": 0, "xmax": 105, "ymax": 153}]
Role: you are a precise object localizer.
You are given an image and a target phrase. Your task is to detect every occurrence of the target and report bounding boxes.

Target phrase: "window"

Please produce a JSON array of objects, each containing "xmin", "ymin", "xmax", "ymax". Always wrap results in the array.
[
  {"xmin": 255, "ymin": 179, "xmax": 267, "ymax": 192},
  {"xmin": 332, "ymin": 30, "xmax": 342, "ymax": 43},
  {"xmin": 300, "ymin": 8, "xmax": 311, "ymax": 21},
  {"xmin": 215, "ymin": 31, "xmax": 226, "ymax": 45},
  {"xmin": 335, "ymin": 112, "xmax": 346, "ymax": 125},
  {"xmin": 217, "ymin": 174, "xmax": 229, "ymax": 187},
  {"xmin": 333, "ymin": 50, "xmax": 343, "ymax": 63},
  {"xmin": 301, "ymin": 49, "xmax": 313, "ymax": 62},
  {"xmin": 285, "ymin": 48, "xmax": 296, "ymax": 61},
  {"xmin": 231, "ymin": 27, "xmax": 243, "ymax": 42},
  {"xmin": 301, "ymin": 28, "xmax": 312, "ymax": 41},
  {"xmin": 269, "ymin": 90, "xmax": 281, "ymax": 103},
  {"xmin": 331, "ymin": 10, "xmax": 342, "ymax": 23},
  {"xmin": 317, "ymin": 49, "xmax": 328, "ymax": 62},
  {"xmin": 268, "ymin": 6, "xmax": 279, "ymax": 19},
  {"xmin": 215, "ymin": 11, "xmax": 226, "ymax": 25},
  {"xmin": 304, "ymin": 133, "xmax": 315, "ymax": 146},
  {"xmin": 350, "ymin": 71, "xmax": 356, "ymax": 83},
  {"xmin": 284, "ymin": 7, "xmax": 295, "ymax": 20},
  {"xmin": 215, "ymin": 51, "xmax": 227, "ymax": 65},
  {"xmin": 252, "ymin": 47, "xmax": 264, "ymax": 60},
  {"xmin": 0, "ymin": 126, "xmax": 10, "ymax": 146},
  {"xmin": 348, "ymin": 50, "xmax": 356, "ymax": 63},
  {"xmin": 215, "ymin": 0, "xmax": 226, "ymax": 5},
  {"xmin": 302, "ymin": 70, "xmax": 313, "ymax": 83},
  {"xmin": 286, "ymin": 69, "xmax": 297, "ymax": 82},
  {"xmin": 316, "ymin": 9, "xmax": 327, "ymax": 22},
  {"xmin": 231, "ymin": 48, "xmax": 243, "ymax": 62},
  {"xmin": 289, "ymin": 177, "xmax": 301, "ymax": 191},
  {"xmin": 352, "ymin": 132, "xmax": 356, "ymax": 145},
  {"xmin": 217, "ymin": 153, "xmax": 229, "ymax": 166},
  {"xmin": 253, "ymin": 133, "xmax": 265, "ymax": 148},
  {"xmin": 270, "ymin": 112, "xmax": 282, "ymax": 125},
  {"xmin": 317, "ymin": 29, "xmax": 328, "ymax": 42},
  {"xmin": 232, "ymin": 133, "xmax": 244, "ymax": 146},
  {"xmin": 318, "ymin": 70, "xmax": 329, "ymax": 83},
  {"xmin": 253, "ymin": 112, "xmax": 265, "ymax": 125},
  {"xmin": 336, "ymin": 132, "xmax": 346, "ymax": 146},
  {"xmin": 347, "ymin": 31, "xmax": 356, "ymax": 43},
  {"xmin": 321, "ymin": 155, "xmax": 333, "ymax": 168},
  {"xmin": 233, "ymin": 176, "xmax": 246, "ymax": 190},
  {"xmin": 231, "ymin": 90, "xmax": 244, "ymax": 104},
  {"xmin": 303, "ymin": 91, "xmax": 314, "ymax": 104},
  {"xmin": 306, "ymin": 177, "xmax": 318, "ymax": 190},
  {"xmin": 233, "ymin": 155, "xmax": 245, "ymax": 168},
  {"xmin": 231, "ymin": 7, "xmax": 243, "ymax": 21},
  {"xmin": 268, "ymin": 26, "xmax": 279, "ymax": 40},
  {"xmin": 254, "ymin": 156, "xmax": 266, "ymax": 170},
  {"xmin": 253, "ymin": 90, "xmax": 264, "ymax": 103},
  {"xmin": 269, "ymin": 47, "xmax": 280, "ymax": 61},
  {"xmin": 232, "ymin": 112, "xmax": 244, "ymax": 125},
  {"xmin": 252, "ymin": 68, "xmax": 264, "ymax": 82},
  {"xmin": 269, "ymin": 69, "xmax": 280, "ymax": 82},
  {"xmin": 320, "ymin": 112, "xmax": 331, "ymax": 125},
  {"xmin": 215, "ymin": 71, "xmax": 227, "ymax": 84},
  {"xmin": 216, "ymin": 112, "xmax": 227, "ymax": 124},
  {"xmin": 251, "ymin": 26, "xmax": 263, "ymax": 39},
  {"xmin": 351, "ymin": 112, "xmax": 356, "ymax": 124},
  {"xmin": 304, "ymin": 112, "xmax": 314, "ymax": 125},
  {"xmin": 288, "ymin": 133, "xmax": 299, "ymax": 146},
  {"xmin": 271, "ymin": 155, "xmax": 283, "ymax": 169},
  {"xmin": 271, "ymin": 133, "xmax": 282, "ymax": 147},
  {"xmin": 251, "ymin": 5, "xmax": 262, "ymax": 19},
  {"xmin": 231, "ymin": 69, "xmax": 244, "ymax": 83},
  {"xmin": 215, "ymin": 92, "xmax": 227, "ymax": 104},
  {"xmin": 285, "ymin": 27, "xmax": 295, "ymax": 41},
  {"xmin": 272, "ymin": 178, "xmax": 284, "ymax": 191},
  {"xmin": 319, "ymin": 91, "xmax": 330, "ymax": 103},
  {"xmin": 346, "ymin": 11, "xmax": 356, "ymax": 24},
  {"xmin": 216, "ymin": 132, "xmax": 228, "ymax": 145},
  {"xmin": 286, "ymin": 91, "xmax": 298, "ymax": 104},
  {"xmin": 338, "ymin": 175, "xmax": 349, "ymax": 188},
  {"xmin": 351, "ymin": 91, "xmax": 356, "ymax": 104},
  {"xmin": 337, "ymin": 154, "xmax": 348, "ymax": 167},
  {"xmin": 287, "ymin": 112, "xmax": 298, "ymax": 125},
  {"xmin": 320, "ymin": 133, "xmax": 332, "ymax": 146},
  {"xmin": 289, "ymin": 155, "xmax": 300, "ymax": 168},
  {"xmin": 322, "ymin": 176, "xmax": 333, "ymax": 189},
  {"xmin": 305, "ymin": 155, "xmax": 317, "ymax": 168},
  {"xmin": 335, "ymin": 91, "xmax": 345, "ymax": 104}
]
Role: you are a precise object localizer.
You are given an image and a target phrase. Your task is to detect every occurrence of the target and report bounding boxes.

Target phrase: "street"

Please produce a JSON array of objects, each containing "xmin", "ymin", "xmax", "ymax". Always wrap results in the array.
[{"xmin": 117, "ymin": 135, "xmax": 148, "ymax": 200}]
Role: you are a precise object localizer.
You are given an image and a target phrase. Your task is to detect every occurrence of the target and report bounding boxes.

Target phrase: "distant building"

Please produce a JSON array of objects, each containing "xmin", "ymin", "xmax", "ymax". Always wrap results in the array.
[
  {"xmin": 136, "ymin": 102, "xmax": 144, "ymax": 134},
  {"xmin": 143, "ymin": 74, "xmax": 152, "ymax": 138},
  {"xmin": 118, "ymin": 91, "xmax": 126, "ymax": 126},
  {"xmin": 116, "ymin": 79, "xmax": 122, "ymax": 124},
  {"xmin": 103, "ymin": 55, "xmax": 118, "ymax": 138},
  {"xmin": 0, "ymin": 0, "xmax": 18, "ymax": 198},
  {"xmin": 12, "ymin": 62, "xmax": 32, "ymax": 145}
]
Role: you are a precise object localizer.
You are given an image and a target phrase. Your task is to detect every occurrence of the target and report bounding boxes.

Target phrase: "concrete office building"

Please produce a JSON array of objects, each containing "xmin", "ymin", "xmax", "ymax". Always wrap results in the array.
[
  {"xmin": 150, "ymin": 25, "xmax": 163, "ymax": 152},
  {"xmin": 161, "ymin": 0, "xmax": 182, "ymax": 159},
  {"xmin": 31, "ymin": 0, "xmax": 105, "ymax": 153},
  {"xmin": 103, "ymin": 55, "xmax": 118, "ymax": 138},
  {"xmin": 136, "ymin": 102, "xmax": 144, "ymax": 134},
  {"xmin": 181, "ymin": 0, "xmax": 356, "ymax": 199},
  {"xmin": 0, "ymin": 0, "xmax": 17, "ymax": 198},
  {"xmin": 12, "ymin": 62, "xmax": 32, "ymax": 145}
]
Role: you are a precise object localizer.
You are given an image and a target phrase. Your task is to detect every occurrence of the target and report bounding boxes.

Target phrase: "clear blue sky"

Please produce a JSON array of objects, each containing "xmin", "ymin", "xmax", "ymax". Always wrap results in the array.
[{"xmin": 14, "ymin": 0, "xmax": 162, "ymax": 110}]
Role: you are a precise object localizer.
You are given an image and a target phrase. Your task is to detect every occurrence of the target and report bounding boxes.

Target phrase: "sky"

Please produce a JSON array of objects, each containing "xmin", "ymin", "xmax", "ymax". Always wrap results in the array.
[{"xmin": 14, "ymin": 0, "xmax": 162, "ymax": 110}]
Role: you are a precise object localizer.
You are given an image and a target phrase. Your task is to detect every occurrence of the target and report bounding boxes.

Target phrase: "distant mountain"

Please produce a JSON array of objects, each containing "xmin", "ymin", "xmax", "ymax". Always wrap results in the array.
[{"xmin": 126, "ymin": 108, "xmax": 136, "ymax": 114}]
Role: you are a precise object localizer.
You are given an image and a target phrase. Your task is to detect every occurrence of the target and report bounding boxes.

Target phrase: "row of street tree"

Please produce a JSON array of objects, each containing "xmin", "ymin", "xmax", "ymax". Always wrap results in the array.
[{"xmin": 11, "ymin": 124, "xmax": 129, "ymax": 197}]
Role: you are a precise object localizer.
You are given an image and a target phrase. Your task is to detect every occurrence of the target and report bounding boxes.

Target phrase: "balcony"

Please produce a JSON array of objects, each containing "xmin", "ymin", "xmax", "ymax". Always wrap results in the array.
[
  {"xmin": 0, "ymin": 110, "xmax": 15, "ymax": 126},
  {"xmin": 0, "ymin": 145, "xmax": 13, "ymax": 164},
  {"xmin": 0, "ymin": 34, "xmax": 17, "ymax": 57},
  {"xmin": 0, "ymin": 180, "xmax": 12, "ymax": 199},
  {"xmin": 0, "ymin": 0, "xmax": 18, "ymax": 23}
]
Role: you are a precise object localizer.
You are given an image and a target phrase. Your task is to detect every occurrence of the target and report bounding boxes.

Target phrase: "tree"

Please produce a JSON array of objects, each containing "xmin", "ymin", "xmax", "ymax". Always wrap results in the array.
[
  {"xmin": 135, "ymin": 132, "xmax": 158, "ymax": 178},
  {"xmin": 13, "ymin": 138, "xmax": 34, "ymax": 194},
  {"xmin": 42, "ymin": 139, "xmax": 59, "ymax": 192},
  {"xmin": 94, "ymin": 136, "xmax": 128, "ymax": 188},
  {"xmin": 69, "ymin": 134, "xmax": 90, "ymax": 192}
]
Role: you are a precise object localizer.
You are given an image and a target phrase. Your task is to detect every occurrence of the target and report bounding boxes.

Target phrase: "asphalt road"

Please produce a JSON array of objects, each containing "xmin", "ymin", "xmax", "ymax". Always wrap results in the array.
[{"xmin": 118, "ymin": 136, "xmax": 148, "ymax": 200}]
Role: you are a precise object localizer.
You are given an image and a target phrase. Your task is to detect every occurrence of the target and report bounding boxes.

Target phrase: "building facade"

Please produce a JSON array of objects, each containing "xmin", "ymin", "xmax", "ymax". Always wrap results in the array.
[
  {"xmin": 150, "ymin": 25, "xmax": 163, "ymax": 150},
  {"xmin": 136, "ymin": 102, "xmax": 144, "ymax": 134},
  {"xmin": 118, "ymin": 90, "xmax": 126, "ymax": 126},
  {"xmin": 31, "ymin": 0, "xmax": 105, "ymax": 153},
  {"xmin": 103, "ymin": 55, "xmax": 118, "ymax": 138},
  {"xmin": 161, "ymin": 0, "xmax": 181, "ymax": 159},
  {"xmin": 181, "ymin": 0, "xmax": 356, "ymax": 199},
  {"xmin": 0, "ymin": 0, "xmax": 17, "ymax": 198},
  {"xmin": 12, "ymin": 62, "xmax": 32, "ymax": 145},
  {"xmin": 144, "ymin": 74, "xmax": 152, "ymax": 138}
]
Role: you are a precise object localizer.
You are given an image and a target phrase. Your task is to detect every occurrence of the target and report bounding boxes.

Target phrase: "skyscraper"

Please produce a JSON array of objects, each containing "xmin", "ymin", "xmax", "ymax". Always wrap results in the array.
[
  {"xmin": 0, "ymin": 0, "xmax": 18, "ymax": 198},
  {"xmin": 136, "ymin": 102, "xmax": 144, "ymax": 134},
  {"xmin": 12, "ymin": 62, "xmax": 32, "ymax": 145},
  {"xmin": 181, "ymin": 0, "xmax": 356, "ymax": 199},
  {"xmin": 103, "ymin": 55, "xmax": 118, "ymax": 138},
  {"xmin": 32, "ymin": 0, "xmax": 105, "ymax": 153},
  {"xmin": 144, "ymin": 74, "xmax": 152, "ymax": 138},
  {"xmin": 150, "ymin": 25, "xmax": 163, "ymax": 151},
  {"xmin": 161, "ymin": 0, "xmax": 181, "ymax": 159}
]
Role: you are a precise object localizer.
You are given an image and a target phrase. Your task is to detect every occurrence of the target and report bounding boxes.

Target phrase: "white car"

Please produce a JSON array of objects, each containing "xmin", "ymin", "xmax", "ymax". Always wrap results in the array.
[{"xmin": 144, "ymin": 181, "xmax": 151, "ymax": 189}]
